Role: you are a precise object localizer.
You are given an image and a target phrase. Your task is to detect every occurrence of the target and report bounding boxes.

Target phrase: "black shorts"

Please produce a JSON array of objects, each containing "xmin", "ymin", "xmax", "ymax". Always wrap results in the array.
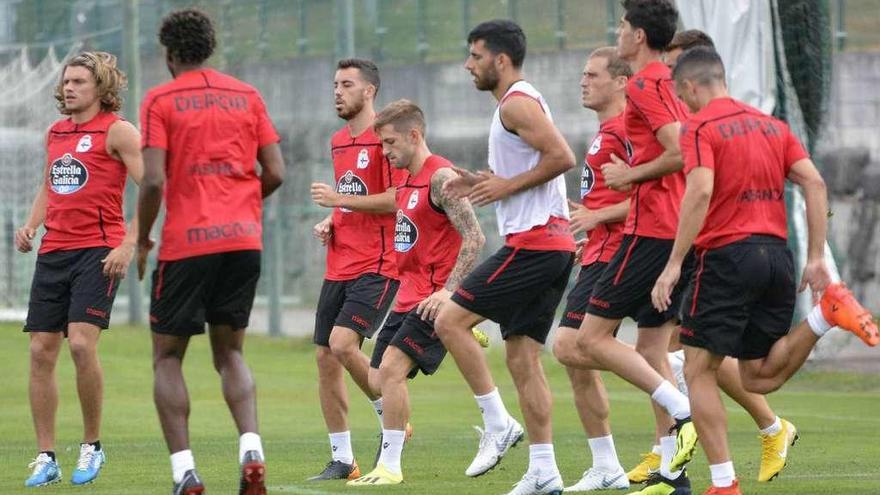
[
  {"xmin": 450, "ymin": 247, "xmax": 574, "ymax": 344},
  {"xmin": 586, "ymin": 235, "xmax": 686, "ymax": 328},
  {"xmin": 313, "ymin": 273, "xmax": 400, "ymax": 346},
  {"xmin": 24, "ymin": 247, "xmax": 119, "ymax": 332},
  {"xmin": 559, "ymin": 262, "xmax": 609, "ymax": 329},
  {"xmin": 370, "ymin": 310, "xmax": 447, "ymax": 378},
  {"xmin": 679, "ymin": 235, "xmax": 795, "ymax": 360},
  {"xmin": 150, "ymin": 250, "xmax": 261, "ymax": 336}
]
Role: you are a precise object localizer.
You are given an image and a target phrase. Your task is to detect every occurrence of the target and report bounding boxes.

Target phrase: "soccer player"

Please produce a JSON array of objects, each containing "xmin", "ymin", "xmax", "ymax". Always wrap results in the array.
[
  {"xmin": 347, "ymin": 99, "xmax": 485, "ymax": 486},
  {"xmin": 625, "ymin": 29, "xmax": 798, "ymax": 486},
  {"xmin": 551, "ymin": 46, "xmax": 631, "ymax": 492},
  {"xmin": 651, "ymin": 47, "xmax": 877, "ymax": 495},
  {"xmin": 136, "ymin": 9, "xmax": 285, "ymax": 495},
  {"xmin": 435, "ymin": 19, "xmax": 577, "ymax": 495},
  {"xmin": 16, "ymin": 51, "xmax": 142, "ymax": 488},
  {"xmin": 308, "ymin": 58, "xmax": 407, "ymax": 481},
  {"xmin": 663, "ymin": 30, "xmax": 715, "ymax": 70},
  {"xmin": 572, "ymin": 2, "xmax": 697, "ymax": 494}
]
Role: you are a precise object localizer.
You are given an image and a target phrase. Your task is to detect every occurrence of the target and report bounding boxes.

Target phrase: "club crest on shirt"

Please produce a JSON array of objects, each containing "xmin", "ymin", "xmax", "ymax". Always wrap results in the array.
[
  {"xmin": 588, "ymin": 134, "xmax": 602, "ymax": 155},
  {"xmin": 407, "ymin": 190, "xmax": 419, "ymax": 209},
  {"xmin": 395, "ymin": 210, "xmax": 418, "ymax": 252},
  {"xmin": 581, "ymin": 161, "xmax": 595, "ymax": 198},
  {"xmin": 49, "ymin": 153, "xmax": 89, "ymax": 194},
  {"xmin": 76, "ymin": 134, "xmax": 92, "ymax": 152},
  {"xmin": 357, "ymin": 148, "xmax": 370, "ymax": 169}
]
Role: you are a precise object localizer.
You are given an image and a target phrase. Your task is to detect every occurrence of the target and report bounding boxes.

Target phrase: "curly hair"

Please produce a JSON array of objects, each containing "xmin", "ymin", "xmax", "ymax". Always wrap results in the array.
[
  {"xmin": 54, "ymin": 51, "xmax": 127, "ymax": 115},
  {"xmin": 622, "ymin": 0, "xmax": 678, "ymax": 51},
  {"xmin": 159, "ymin": 8, "xmax": 216, "ymax": 65}
]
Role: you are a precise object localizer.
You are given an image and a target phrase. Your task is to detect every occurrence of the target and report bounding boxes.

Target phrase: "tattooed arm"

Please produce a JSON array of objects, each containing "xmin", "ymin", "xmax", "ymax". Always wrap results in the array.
[{"xmin": 416, "ymin": 167, "xmax": 486, "ymax": 321}]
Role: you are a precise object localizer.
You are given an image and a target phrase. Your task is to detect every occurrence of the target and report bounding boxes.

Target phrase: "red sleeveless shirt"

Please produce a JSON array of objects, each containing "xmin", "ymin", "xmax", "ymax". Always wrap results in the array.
[
  {"xmin": 393, "ymin": 155, "xmax": 462, "ymax": 313},
  {"xmin": 40, "ymin": 111, "xmax": 127, "ymax": 254}
]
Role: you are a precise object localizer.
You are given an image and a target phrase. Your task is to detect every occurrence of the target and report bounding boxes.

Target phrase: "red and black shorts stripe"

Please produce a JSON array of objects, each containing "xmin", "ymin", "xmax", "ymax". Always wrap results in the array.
[
  {"xmin": 586, "ymin": 234, "xmax": 690, "ymax": 328},
  {"xmin": 680, "ymin": 235, "xmax": 795, "ymax": 359},
  {"xmin": 450, "ymin": 246, "xmax": 574, "ymax": 344},
  {"xmin": 313, "ymin": 273, "xmax": 400, "ymax": 346}
]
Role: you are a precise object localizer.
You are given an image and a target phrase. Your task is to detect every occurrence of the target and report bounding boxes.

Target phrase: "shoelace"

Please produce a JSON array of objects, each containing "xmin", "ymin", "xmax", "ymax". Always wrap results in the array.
[
  {"xmin": 759, "ymin": 434, "xmax": 779, "ymax": 463},
  {"xmin": 473, "ymin": 425, "xmax": 490, "ymax": 449},
  {"xmin": 28, "ymin": 456, "xmax": 50, "ymax": 474},
  {"xmin": 76, "ymin": 447, "xmax": 96, "ymax": 470}
]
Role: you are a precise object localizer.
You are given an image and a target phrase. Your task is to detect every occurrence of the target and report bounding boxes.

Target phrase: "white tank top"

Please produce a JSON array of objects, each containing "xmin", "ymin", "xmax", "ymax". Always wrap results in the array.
[{"xmin": 488, "ymin": 80, "xmax": 570, "ymax": 236}]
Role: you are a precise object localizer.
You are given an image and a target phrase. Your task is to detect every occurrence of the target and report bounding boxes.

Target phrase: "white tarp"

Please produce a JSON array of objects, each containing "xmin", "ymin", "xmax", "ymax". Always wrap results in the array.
[{"xmin": 675, "ymin": 0, "xmax": 776, "ymax": 113}]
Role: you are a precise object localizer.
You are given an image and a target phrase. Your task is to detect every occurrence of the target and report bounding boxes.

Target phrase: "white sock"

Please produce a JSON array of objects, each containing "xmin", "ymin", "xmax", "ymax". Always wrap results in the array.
[
  {"xmin": 328, "ymin": 431, "xmax": 354, "ymax": 464},
  {"xmin": 371, "ymin": 398, "xmax": 385, "ymax": 429},
  {"xmin": 651, "ymin": 444, "xmax": 662, "ymax": 455},
  {"xmin": 528, "ymin": 443, "xmax": 559, "ymax": 475},
  {"xmin": 239, "ymin": 432, "xmax": 263, "ymax": 463},
  {"xmin": 807, "ymin": 305, "xmax": 832, "ymax": 337},
  {"xmin": 588, "ymin": 435, "xmax": 621, "ymax": 471},
  {"xmin": 170, "ymin": 449, "xmax": 195, "ymax": 484},
  {"xmin": 474, "ymin": 388, "xmax": 510, "ymax": 433},
  {"xmin": 377, "ymin": 429, "xmax": 406, "ymax": 474},
  {"xmin": 709, "ymin": 461, "xmax": 736, "ymax": 488},
  {"xmin": 651, "ymin": 381, "xmax": 691, "ymax": 420},
  {"xmin": 659, "ymin": 435, "xmax": 683, "ymax": 480},
  {"xmin": 759, "ymin": 416, "xmax": 782, "ymax": 436}
]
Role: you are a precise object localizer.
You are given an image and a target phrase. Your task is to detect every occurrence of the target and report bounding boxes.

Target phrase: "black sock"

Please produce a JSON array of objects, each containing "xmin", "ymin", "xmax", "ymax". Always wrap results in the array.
[
  {"xmin": 40, "ymin": 451, "xmax": 56, "ymax": 462},
  {"xmin": 86, "ymin": 440, "xmax": 102, "ymax": 451}
]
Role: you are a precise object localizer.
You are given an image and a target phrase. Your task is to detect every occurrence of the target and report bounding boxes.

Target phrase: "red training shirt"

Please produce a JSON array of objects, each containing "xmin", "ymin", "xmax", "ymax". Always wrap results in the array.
[
  {"xmin": 680, "ymin": 97, "xmax": 808, "ymax": 250},
  {"xmin": 324, "ymin": 126, "xmax": 405, "ymax": 281},
  {"xmin": 580, "ymin": 112, "xmax": 630, "ymax": 265},
  {"xmin": 41, "ymin": 111, "xmax": 127, "ymax": 254},
  {"xmin": 624, "ymin": 61, "xmax": 690, "ymax": 239},
  {"xmin": 140, "ymin": 68, "xmax": 280, "ymax": 261},
  {"xmin": 392, "ymin": 155, "xmax": 462, "ymax": 313}
]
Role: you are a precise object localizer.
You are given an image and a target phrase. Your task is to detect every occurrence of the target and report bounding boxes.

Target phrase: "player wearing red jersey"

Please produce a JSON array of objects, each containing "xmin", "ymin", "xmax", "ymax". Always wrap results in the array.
[
  {"xmin": 571, "ymin": 2, "xmax": 697, "ymax": 494},
  {"xmin": 551, "ymin": 47, "xmax": 632, "ymax": 492},
  {"xmin": 650, "ymin": 47, "xmax": 877, "ymax": 495},
  {"xmin": 16, "ymin": 51, "xmax": 142, "ymax": 488},
  {"xmin": 136, "ymin": 9, "xmax": 285, "ymax": 495},
  {"xmin": 347, "ymin": 100, "xmax": 485, "ymax": 486},
  {"xmin": 308, "ymin": 58, "xmax": 407, "ymax": 481}
]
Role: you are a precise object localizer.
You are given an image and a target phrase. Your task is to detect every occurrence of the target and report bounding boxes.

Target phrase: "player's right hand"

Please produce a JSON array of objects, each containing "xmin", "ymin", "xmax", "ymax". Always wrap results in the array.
[
  {"xmin": 568, "ymin": 199, "xmax": 601, "ymax": 235},
  {"xmin": 14, "ymin": 226, "xmax": 36, "ymax": 253},
  {"xmin": 442, "ymin": 166, "xmax": 485, "ymax": 200},
  {"xmin": 573, "ymin": 238, "xmax": 586, "ymax": 265},
  {"xmin": 313, "ymin": 217, "xmax": 333, "ymax": 245},
  {"xmin": 136, "ymin": 238, "xmax": 154, "ymax": 281}
]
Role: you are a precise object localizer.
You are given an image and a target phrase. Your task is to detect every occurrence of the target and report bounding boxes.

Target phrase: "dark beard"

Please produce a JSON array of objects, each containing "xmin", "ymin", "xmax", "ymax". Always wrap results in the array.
[
  {"xmin": 474, "ymin": 68, "xmax": 499, "ymax": 92},
  {"xmin": 337, "ymin": 99, "xmax": 364, "ymax": 120}
]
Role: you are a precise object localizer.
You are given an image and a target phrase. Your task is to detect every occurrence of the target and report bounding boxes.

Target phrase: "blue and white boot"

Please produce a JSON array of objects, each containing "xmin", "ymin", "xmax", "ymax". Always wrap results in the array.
[
  {"xmin": 25, "ymin": 452, "xmax": 62, "ymax": 487},
  {"xmin": 70, "ymin": 443, "xmax": 105, "ymax": 485}
]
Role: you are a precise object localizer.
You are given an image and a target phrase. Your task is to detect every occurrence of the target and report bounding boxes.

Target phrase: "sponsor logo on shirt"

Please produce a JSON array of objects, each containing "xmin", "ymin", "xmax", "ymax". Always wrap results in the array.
[
  {"xmin": 336, "ymin": 170, "xmax": 368, "ymax": 213},
  {"xmin": 581, "ymin": 160, "xmax": 595, "ymax": 198},
  {"xmin": 76, "ymin": 135, "xmax": 92, "ymax": 152},
  {"xmin": 49, "ymin": 153, "xmax": 89, "ymax": 194},
  {"xmin": 588, "ymin": 134, "xmax": 602, "ymax": 155},
  {"xmin": 186, "ymin": 221, "xmax": 259, "ymax": 244},
  {"xmin": 188, "ymin": 161, "xmax": 243, "ymax": 176},
  {"xmin": 395, "ymin": 210, "xmax": 418, "ymax": 252}
]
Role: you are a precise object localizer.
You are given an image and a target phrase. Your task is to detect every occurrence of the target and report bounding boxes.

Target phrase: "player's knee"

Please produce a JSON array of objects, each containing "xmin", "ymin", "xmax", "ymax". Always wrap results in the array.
[
  {"xmin": 328, "ymin": 339, "xmax": 358, "ymax": 366},
  {"xmin": 29, "ymin": 339, "xmax": 58, "ymax": 369},
  {"xmin": 552, "ymin": 333, "xmax": 574, "ymax": 366},
  {"xmin": 741, "ymin": 374, "xmax": 781, "ymax": 395},
  {"xmin": 211, "ymin": 348, "xmax": 242, "ymax": 374},
  {"xmin": 433, "ymin": 312, "xmax": 453, "ymax": 340},
  {"xmin": 378, "ymin": 360, "xmax": 405, "ymax": 387},
  {"xmin": 67, "ymin": 338, "xmax": 96, "ymax": 365}
]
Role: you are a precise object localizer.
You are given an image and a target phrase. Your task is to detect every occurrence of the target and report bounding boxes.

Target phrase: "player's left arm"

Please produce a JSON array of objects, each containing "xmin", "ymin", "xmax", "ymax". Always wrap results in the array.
[
  {"xmin": 651, "ymin": 167, "xmax": 713, "ymax": 312},
  {"xmin": 602, "ymin": 122, "xmax": 682, "ymax": 190},
  {"xmin": 310, "ymin": 185, "xmax": 397, "ymax": 213},
  {"xmin": 468, "ymin": 96, "xmax": 575, "ymax": 207},
  {"xmin": 102, "ymin": 120, "xmax": 144, "ymax": 279},
  {"xmin": 788, "ymin": 157, "xmax": 831, "ymax": 299},
  {"xmin": 416, "ymin": 168, "xmax": 486, "ymax": 321}
]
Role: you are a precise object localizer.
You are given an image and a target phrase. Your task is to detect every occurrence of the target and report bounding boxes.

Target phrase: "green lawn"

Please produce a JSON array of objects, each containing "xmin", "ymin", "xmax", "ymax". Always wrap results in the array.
[{"xmin": 0, "ymin": 323, "xmax": 878, "ymax": 494}]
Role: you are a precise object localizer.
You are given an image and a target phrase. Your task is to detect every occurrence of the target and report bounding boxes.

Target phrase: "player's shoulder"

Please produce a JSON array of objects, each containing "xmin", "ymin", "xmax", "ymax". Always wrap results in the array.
[
  {"xmin": 628, "ymin": 61, "xmax": 670, "ymax": 93},
  {"xmin": 330, "ymin": 126, "xmax": 351, "ymax": 146},
  {"xmin": 206, "ymin": 69, "xmax": 261, "ymax": 95},
  {"xmin": 600, "ymin": 113, "xmax": 627, "ymax": 138}
]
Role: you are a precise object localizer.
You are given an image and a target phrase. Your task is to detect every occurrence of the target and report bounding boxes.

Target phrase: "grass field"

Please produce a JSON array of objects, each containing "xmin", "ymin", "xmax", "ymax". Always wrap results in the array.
[{"xmin": 1, "ymin": 323, "xmax": 878, "ymax": 494}]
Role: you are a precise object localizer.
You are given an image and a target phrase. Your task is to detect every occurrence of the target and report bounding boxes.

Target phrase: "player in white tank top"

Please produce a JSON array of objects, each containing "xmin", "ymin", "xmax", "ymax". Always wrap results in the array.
[
  {"xmin": 488, "ymin": 80, "xmax": 570, "ymax": 236},
  {"xmin": 435, "ymin": 19, "xmax": 578, "ymax": 495}
]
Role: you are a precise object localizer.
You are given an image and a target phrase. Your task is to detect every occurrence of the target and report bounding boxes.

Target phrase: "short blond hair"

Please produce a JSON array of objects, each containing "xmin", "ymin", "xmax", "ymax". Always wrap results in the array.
[
  {"xmin": 374, "ymin": 99, "xmax": 426, "ymax": 135},
  {"xmin": 590, "ymin": 47, "xmax": 632, "ymax": 79},
  {"xmin": 55, "ymin": 51, "xmax": 127, "ymax": 114}
]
